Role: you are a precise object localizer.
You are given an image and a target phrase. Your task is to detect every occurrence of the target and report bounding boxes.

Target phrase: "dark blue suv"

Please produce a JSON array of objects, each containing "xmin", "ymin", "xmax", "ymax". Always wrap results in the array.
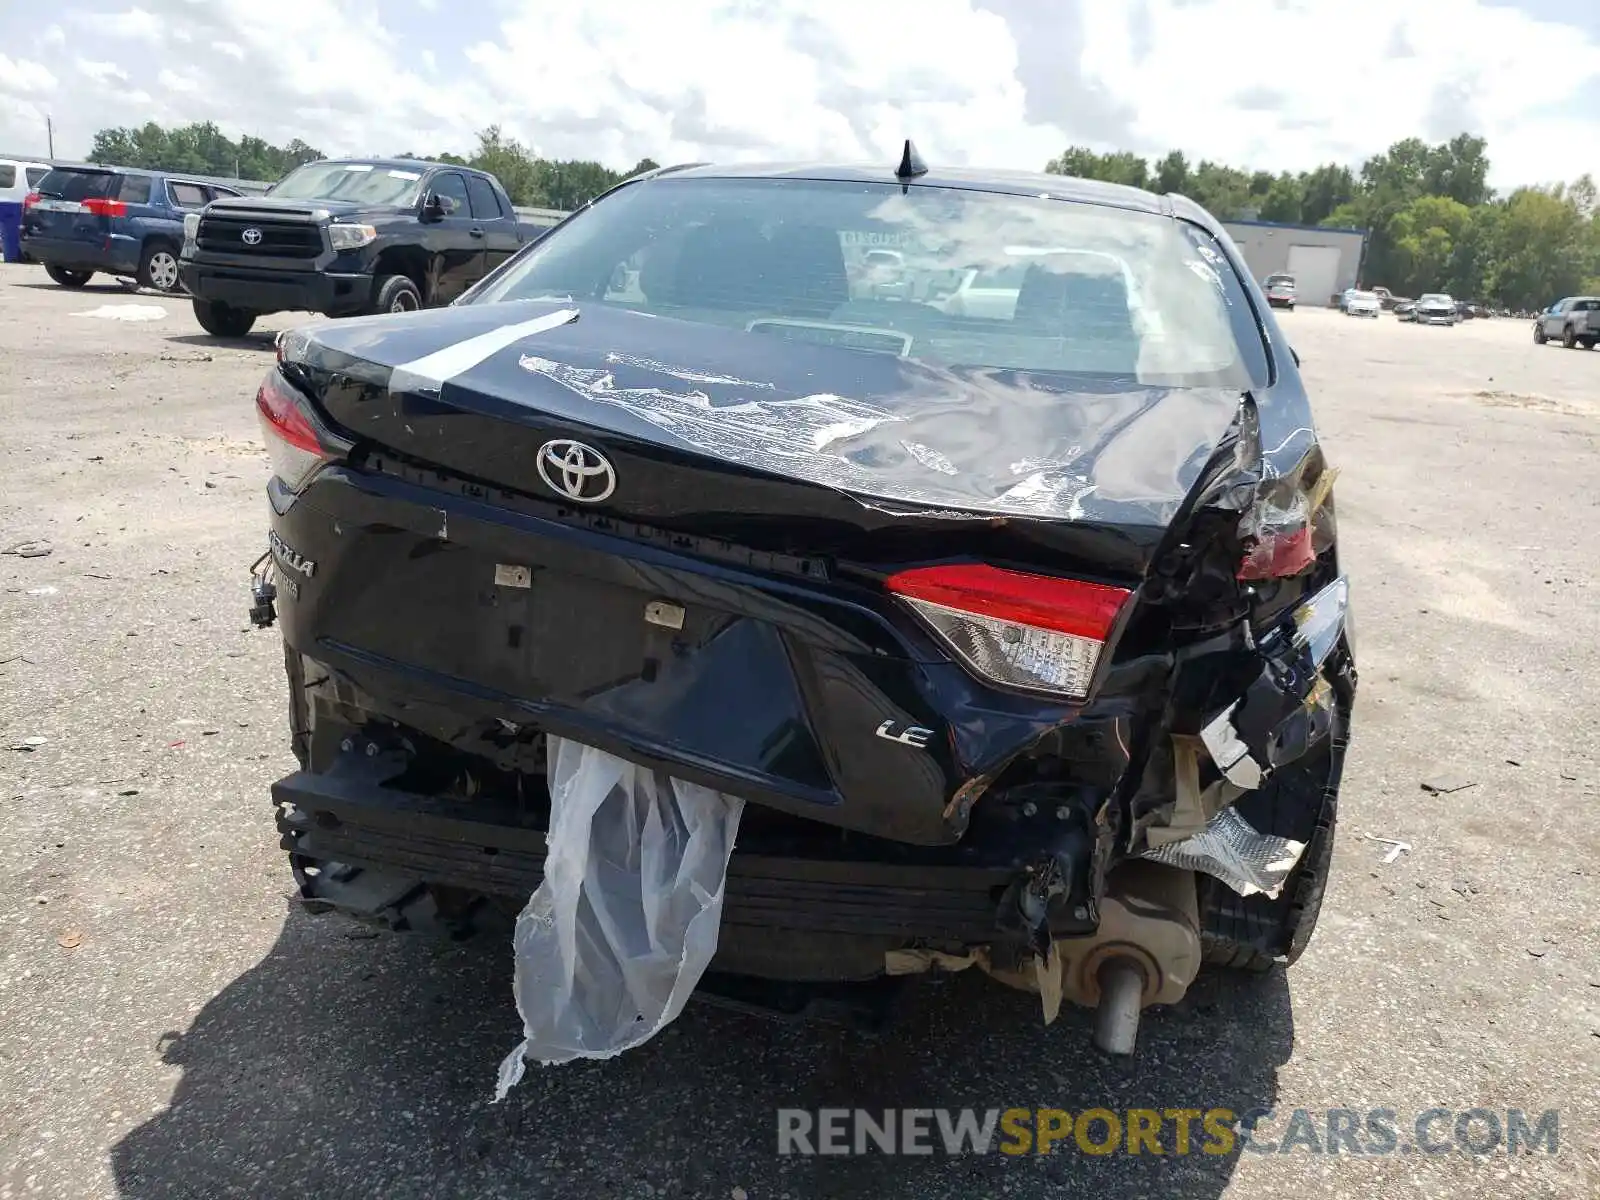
[{"xmin": 21, "ymin": 165, "xmax": 242, "ymax": 293}]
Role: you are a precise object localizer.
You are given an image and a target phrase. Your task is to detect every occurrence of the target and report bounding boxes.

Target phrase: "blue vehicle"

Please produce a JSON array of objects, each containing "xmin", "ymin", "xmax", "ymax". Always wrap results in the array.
[{"xmin": 21, "ymin": 164, "xmax": 242, "ymax": 293}]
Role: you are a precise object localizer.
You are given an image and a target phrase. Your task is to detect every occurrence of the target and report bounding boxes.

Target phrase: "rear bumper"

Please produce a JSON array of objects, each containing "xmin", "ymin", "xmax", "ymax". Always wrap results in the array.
[
  {"xmin": 20, "ymin": 233, "xmax": 136, "ymax": 274},
  {"xmin": 274, "ymin": 753, "xmax": 1094, "ymax": 979},
  {"xmin": 180, "ymin": 261, "xmax": 372, "ymax": 316}
]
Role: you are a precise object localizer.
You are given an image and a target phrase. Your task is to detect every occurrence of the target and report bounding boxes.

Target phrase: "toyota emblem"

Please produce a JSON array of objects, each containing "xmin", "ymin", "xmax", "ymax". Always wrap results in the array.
[
  {"xmin": 241, "ymin": 227, "xmax": 263, "ymax": 245},
  {"xmin": 535, "ymin": 439, "xmax": 616, "ymax": 504}
]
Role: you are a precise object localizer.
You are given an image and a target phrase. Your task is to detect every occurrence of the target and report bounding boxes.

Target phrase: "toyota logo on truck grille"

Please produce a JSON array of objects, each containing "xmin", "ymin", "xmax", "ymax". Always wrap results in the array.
[
  {"xmin": 241, "ymin": 228, "xmax": 263, "ymax": 245},
  {"xmin": 535, "ymin": 439, "xmax": 616, "ymax": 503}
]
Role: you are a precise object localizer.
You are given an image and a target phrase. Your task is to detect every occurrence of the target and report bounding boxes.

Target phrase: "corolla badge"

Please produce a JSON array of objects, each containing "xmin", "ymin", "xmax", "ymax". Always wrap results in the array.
[
  {"xmin": 536, "ymin": 439, "xmax": 616, "ymax": 503},
  {"xmin": 241, "ymin": 227, "xmax": 263, "ymax": 245}
]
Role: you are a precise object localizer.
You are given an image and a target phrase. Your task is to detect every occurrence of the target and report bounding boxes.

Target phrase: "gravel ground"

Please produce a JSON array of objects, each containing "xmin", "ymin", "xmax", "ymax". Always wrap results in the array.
[{"xmin": 1, "ymin": 266, "xmax": 1597, "ymax": 1199}]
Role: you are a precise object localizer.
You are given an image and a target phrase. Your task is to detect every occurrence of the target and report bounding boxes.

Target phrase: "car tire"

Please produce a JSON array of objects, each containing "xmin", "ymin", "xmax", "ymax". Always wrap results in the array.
[
  {"xmin": 191, "ymin": 299, "xmax": 257, "ymax": 338},
  {"xmin": 44, "ymin": 264, "xmax": 93, "ymax": 288},
  {"xmin": 1533, "ymin": 324, "xmax": 1547, "ymax": 344},
  {"xmin": 1563, "ymin": 326, "xmax": 1578, "ymax": 348},
  {"xmin": 138, "ymin": 241, "xmax": 182, "ymax": 293},
  {"xmin": 372, "ymin": 274, "xmax": 422, "ymax": 315}
]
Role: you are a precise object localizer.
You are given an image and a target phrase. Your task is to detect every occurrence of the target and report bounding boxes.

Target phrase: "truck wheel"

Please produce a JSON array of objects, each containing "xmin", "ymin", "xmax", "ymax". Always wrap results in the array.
[
  {"xmin": 45, "ymin": 265, "xmax": 93, "ymax": 288},
  {"xmin": 192, "ymin": 299, "xmax": 257, "ymax": 339},
  {"xmin": 373, "ymin": 275, "xmax": 422, "ymax": 315},
  {"xmin": 138, "ymin": 241, "xmax": 182, "ymax": 293}
]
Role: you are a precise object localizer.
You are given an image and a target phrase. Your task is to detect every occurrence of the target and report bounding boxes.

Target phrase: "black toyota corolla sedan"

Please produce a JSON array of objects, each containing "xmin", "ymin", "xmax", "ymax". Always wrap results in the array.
[{"xmin": 248, "ymin": 146, "xmax": 1355, "ymax": 1059}]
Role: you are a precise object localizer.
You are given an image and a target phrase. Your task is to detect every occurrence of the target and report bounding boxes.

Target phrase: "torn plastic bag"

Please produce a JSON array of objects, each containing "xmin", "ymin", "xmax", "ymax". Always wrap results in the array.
[
  {"xmin": 1141, "ymin": 805, "xmax": 1305, "ymax": 899},
  {"xmin": 495, "ymin": 737, "xmax": 743, "ymax": 1097}
]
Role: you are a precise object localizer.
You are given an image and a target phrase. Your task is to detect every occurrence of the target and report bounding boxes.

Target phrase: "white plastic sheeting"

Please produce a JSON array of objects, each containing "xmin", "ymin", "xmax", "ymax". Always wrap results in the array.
[{"xmin": 495, "ymin": 737, "xmax": 743, "ymax": 1097}]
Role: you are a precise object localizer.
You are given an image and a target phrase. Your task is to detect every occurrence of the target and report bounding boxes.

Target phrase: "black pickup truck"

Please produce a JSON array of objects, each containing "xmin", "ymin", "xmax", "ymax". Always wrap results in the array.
[{"xmin": 178, "ymin": 158, "xmax": 552, "ymax": 337}]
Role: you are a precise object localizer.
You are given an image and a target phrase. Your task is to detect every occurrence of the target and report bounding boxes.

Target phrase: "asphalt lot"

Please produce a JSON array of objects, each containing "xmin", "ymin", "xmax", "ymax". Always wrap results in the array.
[{"xmin": 1, "ymin": 264, "xmax": 1597, "ymax": 1199}]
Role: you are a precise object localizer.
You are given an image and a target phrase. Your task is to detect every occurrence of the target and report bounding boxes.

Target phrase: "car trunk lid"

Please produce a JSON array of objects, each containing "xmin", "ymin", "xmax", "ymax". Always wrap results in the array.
[{"xmin": 285, "ymin": 299, "xmax": 1246, "ymax": 578}]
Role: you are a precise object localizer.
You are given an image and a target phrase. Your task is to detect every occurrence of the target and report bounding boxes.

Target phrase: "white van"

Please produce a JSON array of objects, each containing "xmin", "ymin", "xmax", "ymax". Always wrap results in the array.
[{"xmin": 1, "ymin": 158, "xmax": 53, "ymax": 262}]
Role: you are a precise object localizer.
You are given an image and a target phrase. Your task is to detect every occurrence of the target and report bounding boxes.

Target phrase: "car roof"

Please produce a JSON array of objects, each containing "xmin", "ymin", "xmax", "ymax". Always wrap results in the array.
[
  {"xmin": 647, "ymin": 161, "xmax": 1221, "ymax": 229},
  {"xmin": 315, "ymin": 157, "xmax": 464, "ymax": 173}
]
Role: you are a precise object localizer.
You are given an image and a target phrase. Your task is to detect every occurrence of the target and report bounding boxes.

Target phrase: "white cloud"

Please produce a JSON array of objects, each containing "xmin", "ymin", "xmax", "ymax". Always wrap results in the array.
[
  {"xmin": 75, "ymin": 58, "xmax": 127, "ymax": 84},
  {"xmin": 1077, "ymin": 0, "xmax": 1600, "ymax": 188},
  {"xmin": 1, "ymin": 53, "xmax": 58, "ymax": 94},
  {"xmin": 0, "ymin": 0, "xmax": 1596, "ymax": 192},
  {"xmin": 95, "ymin": 6, "xmax": 163, "ymax": 40}
]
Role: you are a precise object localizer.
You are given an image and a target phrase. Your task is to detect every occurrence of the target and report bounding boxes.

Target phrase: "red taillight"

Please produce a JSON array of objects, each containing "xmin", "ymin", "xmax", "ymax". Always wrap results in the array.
[
  {"xmin": 886, "ymin": 564, "xmax": 1131, "ymax": 699},
  {"xmin": 22, "ymin": 191, "xmax": 39, "ymax": 212},
  {"xmin": 82, "ymin": 197, "xmax": 127, "ymax": 217},
  {"xmin": 255, "ymin": 370, "xmax": 330, "ymax": 492}
]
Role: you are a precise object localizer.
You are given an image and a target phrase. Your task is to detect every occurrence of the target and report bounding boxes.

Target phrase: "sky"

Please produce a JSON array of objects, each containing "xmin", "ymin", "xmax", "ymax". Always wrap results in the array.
[{"xmin": 1, "ymin": 0, "xmax": 1598, "ymax": 191}]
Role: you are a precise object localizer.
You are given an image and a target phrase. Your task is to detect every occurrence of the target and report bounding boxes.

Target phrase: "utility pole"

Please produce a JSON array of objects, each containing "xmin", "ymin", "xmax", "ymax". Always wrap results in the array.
[{"xmin": 46, "ymin": 115, "xmax": 55, "ymax": 159}]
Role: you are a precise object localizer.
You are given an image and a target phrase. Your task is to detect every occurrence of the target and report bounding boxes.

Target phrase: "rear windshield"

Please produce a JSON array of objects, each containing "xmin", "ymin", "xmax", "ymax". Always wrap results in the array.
[
  {"xmin": 26, "ymin": 166, "xmax": 47, "ymax": 187},
  {"xmin": 36, "ymin": 168, "xmax": 118, "ymax": 201},
  {"xmin": 1265, "ymin": 274, "xmax": 1294, "ymax": 286},
  {"xmin": 472, "ymin": 177, "xmax": 1271, "ymax": 389},
  {"xmin": 270, "ymin": 162, "xmax": 423, "ymax": 206}
]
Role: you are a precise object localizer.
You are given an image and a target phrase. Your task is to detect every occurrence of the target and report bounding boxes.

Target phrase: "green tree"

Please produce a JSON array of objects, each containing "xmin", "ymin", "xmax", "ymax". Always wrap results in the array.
[
  {"xmin": 1153, "ymin": 150, "xmax": 1190, "ymax": 195},
  {"xmin": 88, "ymin": 121, "xmax": 324, "ymax": 181}
]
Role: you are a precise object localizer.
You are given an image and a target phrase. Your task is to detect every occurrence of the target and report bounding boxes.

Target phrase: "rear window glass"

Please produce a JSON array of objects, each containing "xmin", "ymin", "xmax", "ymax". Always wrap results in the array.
[
  {"xmin": 0, "ymin": 166, "xmax": 14, "ymax": 189},
  {"xmin": 473, "ymin": 177, "xmax": 1269, "ymax": 389},
  {"xmin": 118, "ymin": 175, "xmax": 152, "ymax": 204},
  {"xmin": 168, "ymin": 182, "xmax": 208, "ymax": 208},
  {"xmin": 466, "ymin": 174, "xmax": 503, "ymax": 219},
  {"xmin": 36, "ymin": 169, "xmax": 119, "ymax": 201},
  {"xmin": 26, "ymin": 166, "xmax": 48, "ymax": 187}
]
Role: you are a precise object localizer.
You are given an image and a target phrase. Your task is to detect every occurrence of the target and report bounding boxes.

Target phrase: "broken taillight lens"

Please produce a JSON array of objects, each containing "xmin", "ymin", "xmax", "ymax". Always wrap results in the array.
[
  {"xmin": 1236, "ymin": 467, "xmax": 1339, "ymax": 581},
  {"xmin": 886, "ymin": 564, "xmax": 1131, "ymax": 700},
  {"xmin": 256, "ymin": 369, "xmax": 332, "ymax": 493}
]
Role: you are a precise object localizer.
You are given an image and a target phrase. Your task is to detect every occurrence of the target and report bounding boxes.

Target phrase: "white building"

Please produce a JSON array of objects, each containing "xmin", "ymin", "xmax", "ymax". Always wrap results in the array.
[{"xmin": 1221, "ymin": 219, "xmax": 1369, "ymax": 308}]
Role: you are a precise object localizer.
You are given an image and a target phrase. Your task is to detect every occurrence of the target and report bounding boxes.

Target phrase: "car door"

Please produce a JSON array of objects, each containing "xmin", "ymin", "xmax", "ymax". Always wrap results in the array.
[
  {"xmin": 420, "ymin": 171, "xmax": 483, "ymax": 303},
  {"xmin": 465, "ymin": 173, "xmax": 519, "ymax": 277},
  {"xmin": 1543, "ymin": 300, "xmax": 1569, "ymax": 338}
]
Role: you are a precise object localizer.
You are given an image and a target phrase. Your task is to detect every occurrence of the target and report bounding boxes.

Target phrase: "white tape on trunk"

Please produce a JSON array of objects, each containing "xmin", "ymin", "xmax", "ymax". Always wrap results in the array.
[{"xmin": 389, "ymin": 306, "xmax": 579, "ymax": 392}]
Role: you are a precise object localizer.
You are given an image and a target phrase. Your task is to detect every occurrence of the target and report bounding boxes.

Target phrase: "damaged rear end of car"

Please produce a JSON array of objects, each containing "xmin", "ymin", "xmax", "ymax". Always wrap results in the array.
[{"xmin": 247, "ymin": 162, "xmax": 1354, "ymax": 1062}]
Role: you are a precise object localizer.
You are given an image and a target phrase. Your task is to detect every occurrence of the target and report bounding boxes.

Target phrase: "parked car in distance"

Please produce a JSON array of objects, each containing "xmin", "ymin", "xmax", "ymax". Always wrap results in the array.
[
  {"xmin": 1533, "ymin": 296, "xmax": 1600, "ymax": 349},
  {"xmin": 1369, "ymin": 285, "xmax": 1397, "ymax": 309},
  {"xmin": 250, "ymin": 155, "xmax": 1354, "ymax": 1057},
  {"xmin": 21, "ymin": 164, "xmax": 241, "ymax": 291},
  {"xmin": 1413, "ymin": 293, "xmax": 1458, "ymax": 326},
  {"xmin": 1342, "ymin": 289, "xmax": 1380, "ymax": 318},
  {"xmin": 0, "ymin": 157, "xmax": 52, "ymax": 263},
  {"xmin": 1393, "ymin": 300, "xmax": 1417, "ymax": 322},
  {"xmin": 1263, "ymin": 272, "xmax": 1295, "ymax": 309},
  {"xmin": 180, "ymin": 157, "xmax": 548, "ymax": 338}
]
